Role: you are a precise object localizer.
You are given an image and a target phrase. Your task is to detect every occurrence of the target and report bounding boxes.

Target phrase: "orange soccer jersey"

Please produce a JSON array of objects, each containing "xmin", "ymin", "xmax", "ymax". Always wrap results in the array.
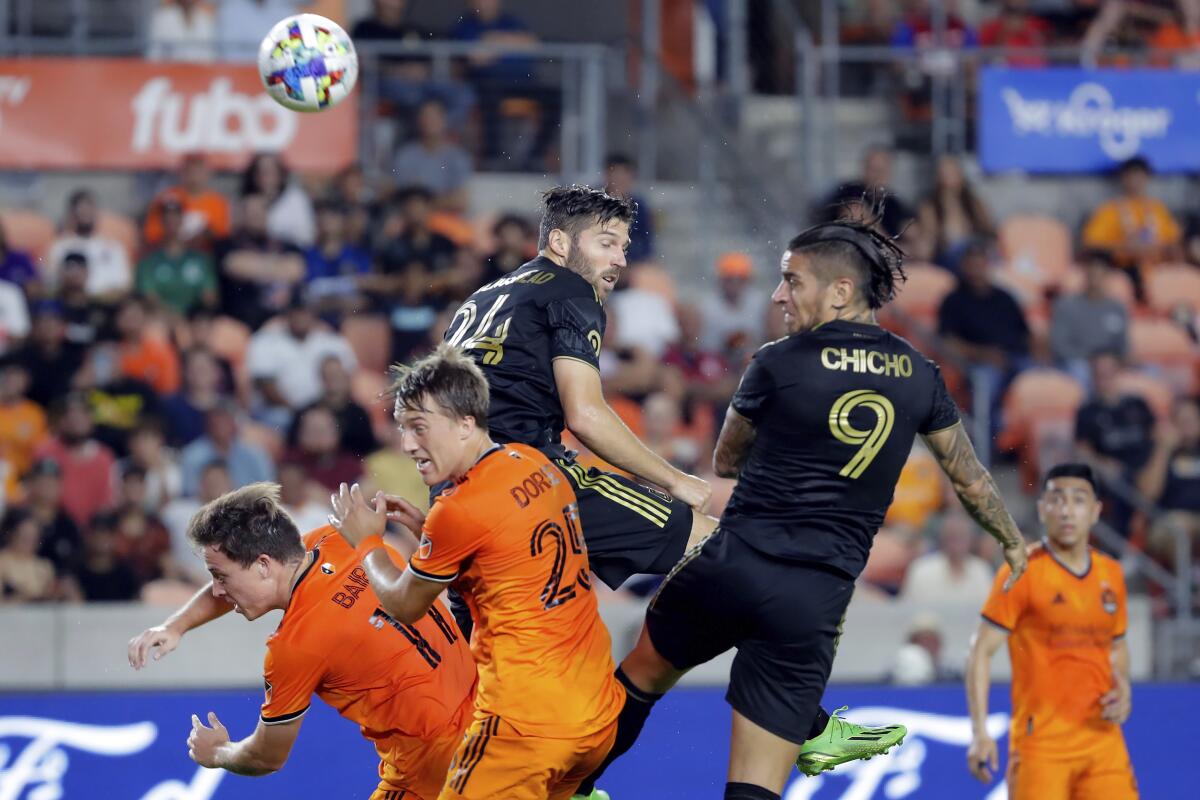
[
  {"xmin": 981, "ymin": 543, "xmax": 1128, "ymax": 757},
  {"xmin": 409, "ymin": 443, "xmax": 625, "ymax": 740},
  {"xmin": 262, "ymin": 527, "xmax": 477, "ymax": 799}
]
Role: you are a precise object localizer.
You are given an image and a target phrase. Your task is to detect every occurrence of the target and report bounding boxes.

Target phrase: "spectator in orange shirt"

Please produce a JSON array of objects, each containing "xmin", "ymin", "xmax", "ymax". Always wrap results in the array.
[
  {"xmin": 143, "ymin": 153, "xmax": 231, "ymax": 250},
  {"xmin": 0, "ymin": 362, "xmax": 48, "ymax": 502},
  {"xmin": 115, "ymin": 296, "xmax": 181, "ymax": 395},
  {"xmin": 1149, "ymin": 0, "xmax": 1200, "ymax": 67},
  {"xmin": 1082, "ymin": 157, "xmax": 1182, "ymax": 298}
]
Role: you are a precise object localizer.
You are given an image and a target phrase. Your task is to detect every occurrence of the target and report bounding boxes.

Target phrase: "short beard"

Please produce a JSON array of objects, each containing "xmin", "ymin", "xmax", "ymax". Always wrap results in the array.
[{"xmin": 563, "ymin": 239, "xmax": 596, "ymax": 285}]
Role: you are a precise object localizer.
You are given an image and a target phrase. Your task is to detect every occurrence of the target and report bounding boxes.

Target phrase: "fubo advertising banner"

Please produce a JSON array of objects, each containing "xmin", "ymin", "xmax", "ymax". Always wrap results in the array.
[
  {"xmin": 0, "ymin": 59, "xmax": 357, "ymax": 172},
  {"xmin": 978, "ymin": 67, "xmax": 1200, "ymax": 174},
  {"xmin": 1, "ymin": 685, "xmax": 1195, "ymax": 798}
]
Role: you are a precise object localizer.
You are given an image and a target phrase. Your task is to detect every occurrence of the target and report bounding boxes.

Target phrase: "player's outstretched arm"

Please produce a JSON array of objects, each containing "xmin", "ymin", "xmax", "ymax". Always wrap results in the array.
[
  {"xmin": 713, "ymin": 407, "xmax": 756, "ymax": 478},
  {"xmin": 554, "ymin": 358, "xmax": 711, "ymax": 512},
  {"xmin": 965, "ymin": 620, "xmax": 1007, "ymax": 783},
  {"xmin": 188, "ymin": 711, "xmax": 300, "ymax": 775},
  {"xmin": 329, "ymin": 484, "xmax": 444, "ymax": 625},
  {"xmin": 127, "ymin": 582, "xmax": 231, "ymax": 670},
  {"xmin": 923, "ymin": 422, "xmax": 1027, "ymax": 588}
]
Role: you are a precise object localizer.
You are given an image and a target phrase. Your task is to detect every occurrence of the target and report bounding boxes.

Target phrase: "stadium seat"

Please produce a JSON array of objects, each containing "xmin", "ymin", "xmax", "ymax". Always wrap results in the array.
[
  {"xmin": 999, "ymin": 214, "xmax": 1073, "ymax": 290},
  {"xmin": 1129, "ymin": 318, "xmax": 1198, "ymax": 393},
  {"xmin": 1114, "ymin": 369, "xmax": 1175, "ymax": 420},
  {"xmin": 1145, "ymin": 264, "xmax": 1200, "ymax": 317},
  {"xmin": 96, "ymin": 209, "xmax": 139, "ymax": 262},
  {"xmin": 998, "ymin": 368, "xmax": 1086, "ymax": 485},
  {"xmin": 890, "ymin": 262, "xmax": 956, "ymax": 329},
  {"xmin": 0, "ymin": 208, "xmax": 56, "ymax": 259},
  {"xmin": 628, "ymin": 264, "xmax": 678, "ymax": 304},
  {"xmin": 341, "ymin": 314, "xmax": 392, "ymax": 374},
  {"xmin": 351, "ymin": 368, "xmax": 392, "ymax": 439},
  {"xmin": 207, "ymin": 316, "xmax": 251, "ymax": 367},
  {"xmin": 241, "ymin": 421, "xmax": 283, "ymax": 462}
]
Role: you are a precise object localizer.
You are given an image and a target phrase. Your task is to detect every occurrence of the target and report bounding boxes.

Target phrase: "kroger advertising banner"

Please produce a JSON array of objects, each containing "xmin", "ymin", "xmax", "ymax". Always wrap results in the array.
[
  {"xmin": 978, "ymin": 67, "xmax": 1200, "ymax": 174},
  {"xmin": 0, "ymin": 59, "xmax": 357, "ymax": 171},
  {"xmin": 2, "ymin": 685, "xmax": 1195, "ymax": 798}
]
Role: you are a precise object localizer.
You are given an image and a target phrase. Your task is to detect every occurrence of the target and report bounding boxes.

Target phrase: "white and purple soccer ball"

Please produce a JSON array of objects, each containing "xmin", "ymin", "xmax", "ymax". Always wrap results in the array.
[{"xmin": 258, "ymin": 13, "xmax": 358, "ymax": 113}]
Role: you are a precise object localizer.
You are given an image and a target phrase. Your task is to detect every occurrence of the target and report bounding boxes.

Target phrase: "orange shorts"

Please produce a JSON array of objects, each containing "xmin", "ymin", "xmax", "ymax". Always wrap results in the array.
[
  {"xmin": 1007, "ymin": 732, "xmax": 1138, "ymax": 800},
  {"xmin": 437, "ymin": 715, "xmax": 618, "ymax": 800},
  {"xmin": 369, "ymin": 698, "xmax": 474, "ymax": 800}
]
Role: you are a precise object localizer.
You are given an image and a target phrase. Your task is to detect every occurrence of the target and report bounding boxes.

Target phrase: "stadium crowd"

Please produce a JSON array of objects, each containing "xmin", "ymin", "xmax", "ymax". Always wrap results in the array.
[{"xmin": 0, "ymin": 4, "xmax": 1196, "ymax": 677}]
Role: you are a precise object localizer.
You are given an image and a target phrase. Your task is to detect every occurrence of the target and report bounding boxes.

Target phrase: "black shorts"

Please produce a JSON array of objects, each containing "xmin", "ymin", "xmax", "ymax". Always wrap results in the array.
[
  {"xmin": 646, "ymin": 528, "xmax": 855, "ymax": 744},
  {"xmin": 544, "ymin": 450, "xmax": 693, "ymax": 589}
]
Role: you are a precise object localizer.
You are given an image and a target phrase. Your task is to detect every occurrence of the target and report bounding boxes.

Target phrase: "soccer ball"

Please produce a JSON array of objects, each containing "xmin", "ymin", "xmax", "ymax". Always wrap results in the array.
[{"xmin": 258, "ymin": 14, "xmax": 358, "ymax": 113}]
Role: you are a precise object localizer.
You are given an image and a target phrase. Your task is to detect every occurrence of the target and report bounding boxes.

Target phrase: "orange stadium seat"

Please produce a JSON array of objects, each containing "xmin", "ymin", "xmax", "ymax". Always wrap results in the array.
[
  {"xmin": 1129, "ymin": 318, "xmax": 1198, "ymax": 393},
  {"xmin": 999, "ymin": 214, "xmax": 1073, "ymax": 290},
  {"xmin": 1145, "ymin": 264, "xmax": 1200, "ymax": 317},
  {"xmin": 998, "ymin": 368, "xmax": 1086, "ymax": 486},
  {"xmin": 96, "ymin": 209, "xmax": 140, "ymax": 263},
  {"xmin": 0, "ymin": 209, "xmax": 56, "ymax": 259},
  {"xmin": 241, "ymin": 421, "xmax": 283, "ymax": 462},
  {"xmin": 1113, "ymin": 369, "xmax": 1175, "ymax": 420},
  {"xmin": 891, "ymin": 262, "xmax": 956, "ymax": 329},
  {"xmin": 628, "ymin": 264, "xmax": 678, "ymax": 304},
  {"xmin": 208, "ymin": 316, "xmax": 251, "ymax": 366},
  {"xmin": 342, "ymin": 314, "xmax": 392, "ymax": 374},
  {"xmin": 351, "ymin": 368, "xmax": 392, "ymax": 438}
]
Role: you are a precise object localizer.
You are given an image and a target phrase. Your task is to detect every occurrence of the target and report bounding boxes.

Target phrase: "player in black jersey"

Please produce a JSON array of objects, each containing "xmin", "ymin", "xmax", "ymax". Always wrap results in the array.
[
  {"xmin": 439, "ymin": 185, "xmax": 716, "ymax": 592},
  {"xmin": 576, "ymin": 212, "xmax": 1030, "ymax": 800}
]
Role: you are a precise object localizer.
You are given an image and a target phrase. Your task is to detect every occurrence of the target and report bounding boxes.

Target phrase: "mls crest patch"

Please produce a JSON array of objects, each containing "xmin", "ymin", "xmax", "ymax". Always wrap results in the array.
[
  {"xmin": 1101, "ymin": 586, "xmax": 1118, "ymax": 614},
  {"xmin": 320, "ymin": 562, "xmax": 335, "ymax": 575},
  {"xmin": 264, "ymin": 679, "xmax": 272, "ymax": 704},
  {"xmin": 419, "ymin": 534, "xmax": 433, "ymax": 560}
]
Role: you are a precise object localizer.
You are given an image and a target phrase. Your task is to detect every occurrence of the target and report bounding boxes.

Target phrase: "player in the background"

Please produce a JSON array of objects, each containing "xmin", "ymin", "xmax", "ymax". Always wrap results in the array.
[
  {"xmin": 967, "ymin": 463, "xmax": 1137, "ymax": 799},
  {"xmin": 575, "ymin": 211, "xmax": 1030, "ymax": 800},
  {"xmin": 328, "ymin": 345, "xmax": 624, "ymax": 800},
  {"xmin": 126, "ymin": 485, "xmax": 476, "ymax": 800}
]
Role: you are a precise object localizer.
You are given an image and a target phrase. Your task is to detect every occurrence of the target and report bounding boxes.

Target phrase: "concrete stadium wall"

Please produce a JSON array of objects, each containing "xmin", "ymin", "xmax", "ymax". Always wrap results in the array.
[{"xmin": 0, "ymin": 594, "xmax": 1153, "ymax": 690}]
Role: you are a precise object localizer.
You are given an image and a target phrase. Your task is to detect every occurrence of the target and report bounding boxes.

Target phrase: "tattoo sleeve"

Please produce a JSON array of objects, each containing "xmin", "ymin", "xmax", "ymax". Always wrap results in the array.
[
  {"xmin": 714, "ymin": 408, "xmax": 757, "ymax": 478},
  {"xmin": 924, "ymin": 424, "xmax": 1024, "ymax": 549}
]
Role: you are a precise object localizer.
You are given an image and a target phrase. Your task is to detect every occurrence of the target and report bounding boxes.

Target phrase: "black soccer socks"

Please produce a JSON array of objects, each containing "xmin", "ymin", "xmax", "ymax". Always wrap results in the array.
[
  {"xmin": 574, "ymin": 666, "xmax": 663, "ymax": 795},
  {"xmin": 808, "ymin": 705, "xmax": 831, "ymax": 740},
  {"xmin": 724, "ymin": 783, "xmax": 781, "ymax": 800}
]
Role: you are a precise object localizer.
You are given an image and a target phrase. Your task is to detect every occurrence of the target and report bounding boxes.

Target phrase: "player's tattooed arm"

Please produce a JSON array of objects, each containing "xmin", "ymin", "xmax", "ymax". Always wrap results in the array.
[
  {"xmin": 713, "ymin": 408, "xmax": 757, "ymax": 478},
  {"xmin": 923, "ymin": 423, "xmax": 1024, "ymax": 551}
]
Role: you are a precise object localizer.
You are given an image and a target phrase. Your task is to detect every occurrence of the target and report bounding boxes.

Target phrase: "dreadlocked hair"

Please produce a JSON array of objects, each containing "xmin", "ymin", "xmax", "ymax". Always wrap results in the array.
[{"xmin": 790, "ymin": 194, "xmax": 907, "ymax": 310}]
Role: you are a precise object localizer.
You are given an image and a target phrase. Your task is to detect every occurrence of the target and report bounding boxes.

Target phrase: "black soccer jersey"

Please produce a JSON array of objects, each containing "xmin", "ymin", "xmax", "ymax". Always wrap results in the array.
[
  {"xmin": 443, "ymin": 255, "xmax": 605, "ymax": 452},
  {"xmin": 722, "ymin": 319, "xmax": 960, "ymax": 578}
]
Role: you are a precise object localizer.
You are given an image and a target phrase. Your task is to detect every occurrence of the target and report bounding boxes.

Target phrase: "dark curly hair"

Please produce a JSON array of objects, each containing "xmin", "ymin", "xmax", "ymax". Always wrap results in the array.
[
  {"xmin": 537, "ymin": 184, "xmax": 637, "ymax": 250},
  {"xmin": 788, "ymin": 195, "xmax": 907, "ymax": 310}
]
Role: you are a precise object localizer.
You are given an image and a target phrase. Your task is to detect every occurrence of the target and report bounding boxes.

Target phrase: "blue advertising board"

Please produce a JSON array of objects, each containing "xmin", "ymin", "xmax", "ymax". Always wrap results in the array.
[
  {"xmin": 977, "ymin": 67, "xmax": 1200, "ymax": 174},
  {"xmin": 1, "ymin": 684, "xmax": 1194, "ymax": 798}
]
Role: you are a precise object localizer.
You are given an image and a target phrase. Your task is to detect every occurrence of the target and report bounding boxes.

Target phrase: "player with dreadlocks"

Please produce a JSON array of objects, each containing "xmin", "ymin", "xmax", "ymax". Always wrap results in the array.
[{"xmin": 575, "ymin": 209, "xmax": 1030, "ymax": 799}]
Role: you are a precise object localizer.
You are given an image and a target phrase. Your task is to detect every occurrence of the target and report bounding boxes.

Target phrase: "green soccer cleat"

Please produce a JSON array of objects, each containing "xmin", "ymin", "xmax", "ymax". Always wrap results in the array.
[
  {"xmin": 796, "ymin": 706, "xmax": 907, "ymax": 777},
  {"xmin": 571, "ymin": 791, "xmax": 610, "ymax": 800}
]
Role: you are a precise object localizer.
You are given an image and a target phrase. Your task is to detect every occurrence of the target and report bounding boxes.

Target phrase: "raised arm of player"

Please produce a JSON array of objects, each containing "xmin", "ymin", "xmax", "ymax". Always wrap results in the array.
[
  {"xmin": 713, "ymin": 407, "xmax": 757, "ymax": 478},
  {"xmin": 187, "ymin": 711, "xmax": 301, "ymax": 776},
  {"xmin": 127, "ymin": 582, "xmax": 231, "ymax": 670},
  {"xmin": 554, "ymin": 357, "xmax": 712, "ymax": 512},
  {"xmin": 923, "ymin": 422, "xmax": 1027, "ymax": 588},
  {"xmin": 328, "ymin": 483, "xmax": 444, "ymax": 625},
  {"xmin": 965, "ymin": 620, "xmax": 1007, "ymax": 784}
]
